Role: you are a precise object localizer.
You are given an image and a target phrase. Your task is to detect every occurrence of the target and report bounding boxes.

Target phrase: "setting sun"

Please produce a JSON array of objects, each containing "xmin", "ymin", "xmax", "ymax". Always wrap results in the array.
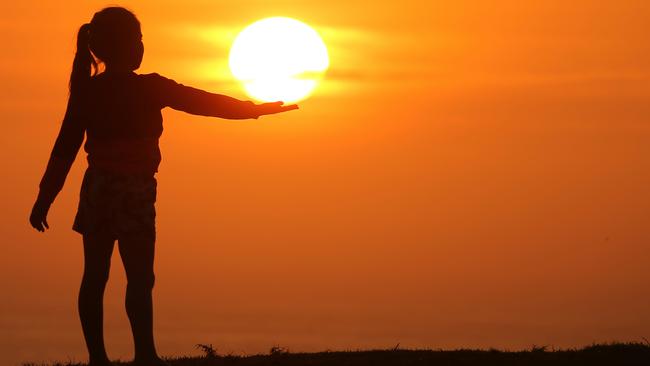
[
  {"xmin": 229, "ymin": 17, "xmax": 329, "ymax": 103},
  {"xmin": 5, "ymin": 2, "xmax": 650, "ymax": 365}
]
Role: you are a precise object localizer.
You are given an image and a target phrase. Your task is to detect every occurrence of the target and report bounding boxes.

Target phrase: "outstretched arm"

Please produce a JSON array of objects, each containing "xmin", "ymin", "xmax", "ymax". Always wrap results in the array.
[
  {"xmin": 30, "ymin": 96, "xmax": 85, "ymax": 232},
  {"xmin": 154, "ymin": 75, "xmax": 298, "ymax": 119}
]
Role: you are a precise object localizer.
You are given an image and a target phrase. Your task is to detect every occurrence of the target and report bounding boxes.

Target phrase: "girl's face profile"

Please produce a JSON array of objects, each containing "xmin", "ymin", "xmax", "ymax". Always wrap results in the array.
[
  {"xmin": 116, "ymin": 31, "xmax": 143, "ymax": 71},
  {"xmin": 97, "ymin": 36, "xmax": 143, "ymax": 71},
  {"xmin": 131, "ymin": 36, "xmax": 144, "ymax": 71}
]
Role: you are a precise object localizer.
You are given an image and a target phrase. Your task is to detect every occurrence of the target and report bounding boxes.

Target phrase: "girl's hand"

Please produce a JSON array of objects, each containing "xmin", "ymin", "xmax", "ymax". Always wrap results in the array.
[
  {"xmin": 29, "ymin": 200, "xmax": 51, "ymax": 232},
  {"xmin": 255, "ymin": 101, "xmax": 299, "ymax": 117}
]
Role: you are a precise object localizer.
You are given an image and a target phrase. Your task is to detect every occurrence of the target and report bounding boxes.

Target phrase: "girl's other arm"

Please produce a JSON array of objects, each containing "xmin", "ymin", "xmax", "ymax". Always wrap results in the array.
[{"xmin": 30, "ymin": 97, "xmax": 85, "ymax": 232}]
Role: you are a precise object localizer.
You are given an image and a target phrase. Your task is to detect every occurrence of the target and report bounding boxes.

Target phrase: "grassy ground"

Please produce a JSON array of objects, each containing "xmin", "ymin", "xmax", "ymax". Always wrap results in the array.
[{"xmin": 24, "ymin": 342, "xmax": 650, "ymax": 366}]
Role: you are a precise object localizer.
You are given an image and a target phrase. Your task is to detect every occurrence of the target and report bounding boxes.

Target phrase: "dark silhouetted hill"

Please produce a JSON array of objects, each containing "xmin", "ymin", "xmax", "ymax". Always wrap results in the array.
[{"xmin": 23, "ymin": 342, "xmax": 650, "ymax": 366}]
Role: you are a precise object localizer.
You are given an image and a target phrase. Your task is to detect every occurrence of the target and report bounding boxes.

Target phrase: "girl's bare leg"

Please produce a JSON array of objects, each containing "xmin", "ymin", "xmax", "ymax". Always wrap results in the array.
[
  {"xmin": 118, "ymin": 232, "xmax": 164, "ymax": 364},
  {"xmin": 79, "ymin": 233, "xmax": 115, "ymax": 366}
]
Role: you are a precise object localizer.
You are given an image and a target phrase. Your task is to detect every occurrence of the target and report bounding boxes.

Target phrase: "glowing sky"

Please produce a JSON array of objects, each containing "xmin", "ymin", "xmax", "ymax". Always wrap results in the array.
[{"xmin": 1, "ymin": 1, "xmax": 650, "ymax": 365}]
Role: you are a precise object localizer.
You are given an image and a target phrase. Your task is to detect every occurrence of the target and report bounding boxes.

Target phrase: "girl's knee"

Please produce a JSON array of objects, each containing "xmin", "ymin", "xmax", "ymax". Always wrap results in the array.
[
  {"xmin": 127, "ymin": 272, "xmax": 155, "ymax": 290},
  {"xmin": 81, "ymin": 268, "xmax": 110, "ymax": 288}
]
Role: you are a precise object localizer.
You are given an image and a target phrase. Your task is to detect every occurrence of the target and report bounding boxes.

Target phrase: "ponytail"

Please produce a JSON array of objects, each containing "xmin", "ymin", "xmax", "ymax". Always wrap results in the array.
[{"xmin": 69, "ymin": 23, "xmax": 97, "ymax": 96}]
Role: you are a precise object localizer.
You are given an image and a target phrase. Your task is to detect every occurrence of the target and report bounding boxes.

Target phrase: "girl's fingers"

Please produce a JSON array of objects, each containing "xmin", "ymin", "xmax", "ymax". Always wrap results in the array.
[
  {"xmin": 256, "ymin": 102, "xmax": 299, "ymax": 115},
  {"xmin": 274, "ymin": 104, "xmax": 298, "ymax": 113},
  {"xmin": 29, "ymin": 215, "xmax": 48, "ymax": 231},
  {"xmin": 260, "ymin": 101, "xmax": 284, "ymax": 108}
]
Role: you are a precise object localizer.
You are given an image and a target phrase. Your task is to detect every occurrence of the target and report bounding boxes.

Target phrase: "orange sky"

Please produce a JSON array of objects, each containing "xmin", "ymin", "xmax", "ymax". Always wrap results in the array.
[{"xmin": 2, "ymin": 1, "xmax": 650, "ymax": 364}]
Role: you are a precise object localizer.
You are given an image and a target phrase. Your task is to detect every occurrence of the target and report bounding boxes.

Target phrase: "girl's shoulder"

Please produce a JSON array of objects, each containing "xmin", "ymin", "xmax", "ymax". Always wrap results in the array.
[
  {"xmin": 88, "ymin": 72, "xmax": 175, "ymax": 83},
  {"xmin": 137, "ymin": 72, "xmax": 175, "ymax": 82},
  {"xmin": 136, "ymin": 73, "xmax": 181, "ymax": 90}
]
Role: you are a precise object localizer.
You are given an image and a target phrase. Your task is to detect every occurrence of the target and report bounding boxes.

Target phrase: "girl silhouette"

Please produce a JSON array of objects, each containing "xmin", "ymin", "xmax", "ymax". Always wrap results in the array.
[{"xmin": 29, "ymin": 7, "xmax": 297, "ymax": 366}]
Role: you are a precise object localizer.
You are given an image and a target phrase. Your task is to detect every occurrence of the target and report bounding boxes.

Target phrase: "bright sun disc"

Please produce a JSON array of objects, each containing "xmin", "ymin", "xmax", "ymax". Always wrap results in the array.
[{"xmin": 229, "ymin": 17, "xmax": 329, "ymax": 103}]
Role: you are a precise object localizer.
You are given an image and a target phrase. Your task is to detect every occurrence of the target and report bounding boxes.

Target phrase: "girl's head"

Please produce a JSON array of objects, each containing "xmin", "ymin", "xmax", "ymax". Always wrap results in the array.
[{"xmin": 70, "ymin": 7, "xmax": 143, "ymax": 93}]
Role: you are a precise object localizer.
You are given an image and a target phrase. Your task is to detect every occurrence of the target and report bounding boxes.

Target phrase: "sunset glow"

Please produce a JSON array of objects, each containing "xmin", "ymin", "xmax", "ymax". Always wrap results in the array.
[
  {"xmin": 3, "ymin": 1, "xmax": 650, "ymax": 365},
  {"xmin": 229, "ymin": 17, "xmax": 329, "ymax": 103}
]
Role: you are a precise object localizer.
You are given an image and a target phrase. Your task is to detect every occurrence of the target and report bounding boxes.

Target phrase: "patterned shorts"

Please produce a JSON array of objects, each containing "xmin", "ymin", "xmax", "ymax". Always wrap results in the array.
[{"xmin": 73, "ymin": 167, "xmax": 157, "ymax": 240}]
